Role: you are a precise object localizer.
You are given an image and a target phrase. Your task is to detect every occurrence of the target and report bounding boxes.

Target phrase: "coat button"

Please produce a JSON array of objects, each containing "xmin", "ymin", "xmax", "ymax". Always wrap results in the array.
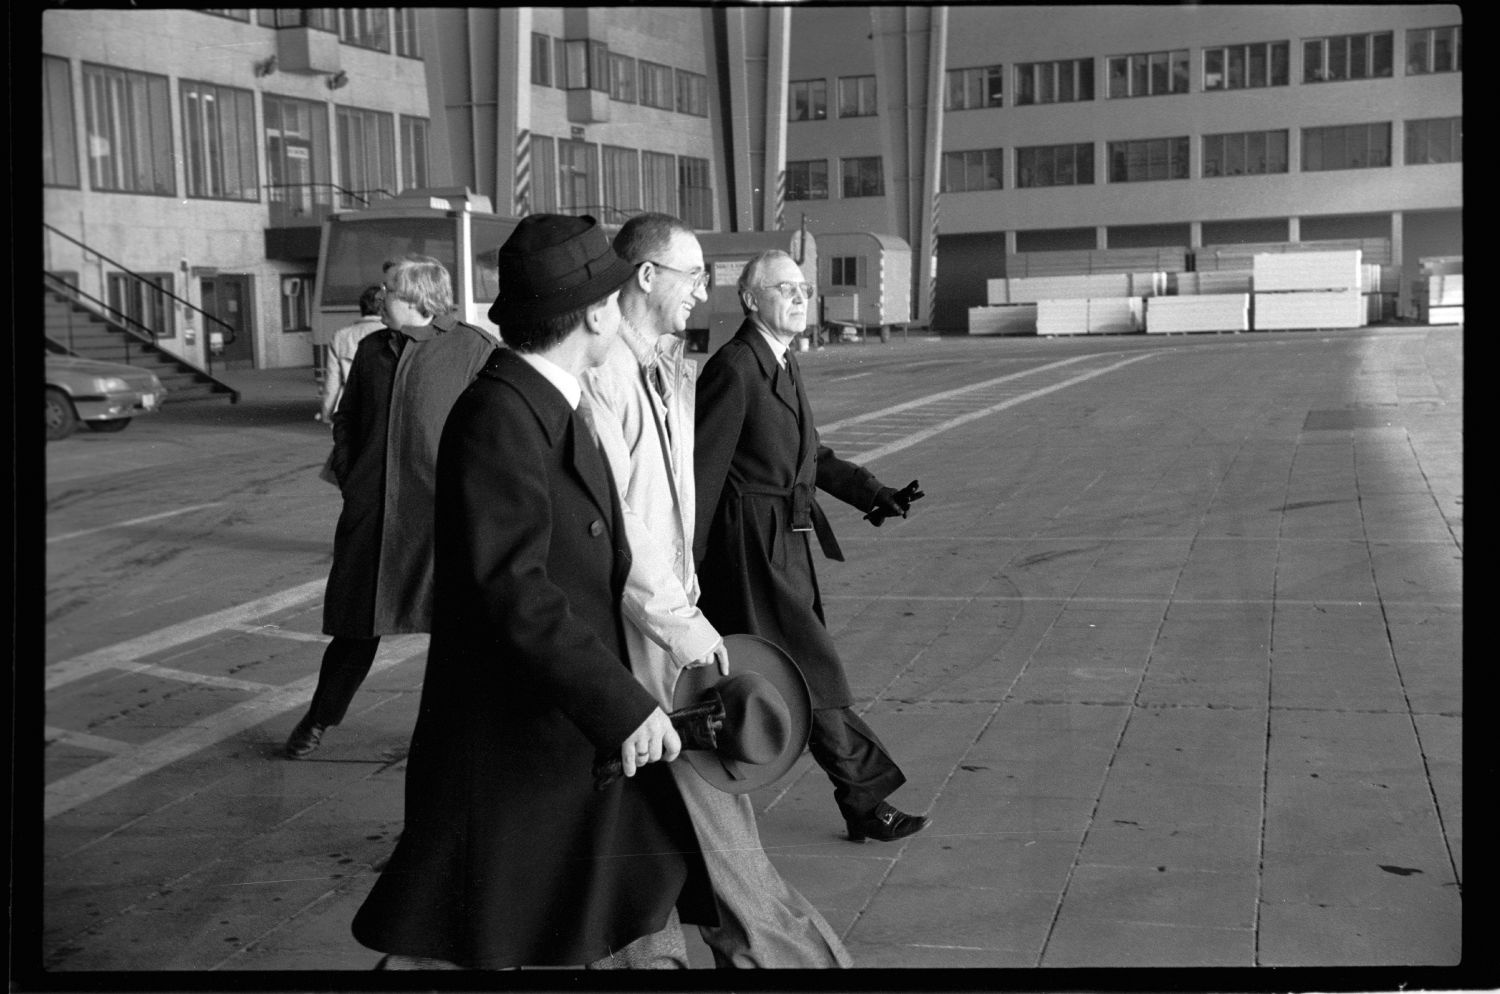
[{"xmin": 589, "ymin": 520, "xmax": 605, "ymax": 537}]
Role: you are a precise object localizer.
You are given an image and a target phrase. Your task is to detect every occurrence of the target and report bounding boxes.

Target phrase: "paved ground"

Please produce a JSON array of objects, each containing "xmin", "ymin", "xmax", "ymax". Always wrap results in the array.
[{"xmin": 32, "ymin": 326, "xmax": 1470, "ymax": 990}]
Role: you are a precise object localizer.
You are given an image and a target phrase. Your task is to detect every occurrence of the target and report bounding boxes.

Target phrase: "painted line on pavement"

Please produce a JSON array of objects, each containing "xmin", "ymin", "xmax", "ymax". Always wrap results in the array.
[
  {"xmin": 47, "ymin": 503, "xmax": 225, "ymax": 545},
  {"xmin": 46, "ymin": 579, "xmax": 328, "ymax": 691},
  {"xmin": 841, "ymin": 353, "xmax": 1156, "ymax": 463},
  {"xmin": 821, "ymin": 593, "xmax": 1462, "ymax": 609},
  {"xmin": 44, "ymin": 634, "xmax": 430, "ymax": 821},
  {"xmin": 45, "ymin": 726, "xmax": 132, "ymax": 755},
  {"xmin": 127, "ymin": 662, "xmax": 280, "ymax": 693},
  {"xmin": 226, "ymin": 623, "xmax": 335, "ymax": 644}
]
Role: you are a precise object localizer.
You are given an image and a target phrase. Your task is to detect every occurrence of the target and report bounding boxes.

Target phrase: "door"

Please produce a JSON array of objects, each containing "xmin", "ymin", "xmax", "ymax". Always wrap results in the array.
[{"xmin": 200, "ymin": 275, "xmax": 255, "ymax": 368}]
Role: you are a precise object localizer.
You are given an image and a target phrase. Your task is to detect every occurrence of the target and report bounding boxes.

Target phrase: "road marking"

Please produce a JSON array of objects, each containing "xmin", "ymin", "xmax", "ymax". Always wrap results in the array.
[
  {"xmin": 127, "ymin": 662, "xmax": 280, "ymax": 693},
  {"xmin": 46, "ymin": 579, "xmax": 328, "ymax": 691},
  {"xmin": 226, "ymin": 623, "xmax": 335, "ymax": 644},
  {"xmin": 45, "ymin": 726, "xmax": 132, "ymax": 755},
  {"xmin": 45, "ymin": 634, "xmax": 430, "ymax": 821},
  {"xmin": 841, "ymin": 353, "xmax": 1156, "ymax": 463},
  {"xmin": 47, "ymin": 503, "xmax": 225, "ymax": 545}
]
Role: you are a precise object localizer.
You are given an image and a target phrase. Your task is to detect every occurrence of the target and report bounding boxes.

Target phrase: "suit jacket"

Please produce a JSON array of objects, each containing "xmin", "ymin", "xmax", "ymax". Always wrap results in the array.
[
  {"xmin": 323, "ymin": 313, "xmax": 494, "ymax": 637},
  {"xmin": 351, "ymin": 348, "xmax": 714, "ymax": 969},
  {"xmin": 693, "ymin": 321, "xmax": 883, "ymax": 709},
  {"xmin": 580, "ymin": 323, "xmax": 719, "ymax": 708}
]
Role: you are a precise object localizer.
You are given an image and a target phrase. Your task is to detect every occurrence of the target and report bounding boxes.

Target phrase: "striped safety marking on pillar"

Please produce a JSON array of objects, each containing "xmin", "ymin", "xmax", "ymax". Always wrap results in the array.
[
  {"xmin": 774, "ymin": 168, "xmax": 786, "ymax": 230},
  {"xmin": 927, "ymin": 189, "xmax": 941, "ymax": 323},
  {"xmin": 514, "ymin": 129, "xmax": 531, "ymax": 217}
]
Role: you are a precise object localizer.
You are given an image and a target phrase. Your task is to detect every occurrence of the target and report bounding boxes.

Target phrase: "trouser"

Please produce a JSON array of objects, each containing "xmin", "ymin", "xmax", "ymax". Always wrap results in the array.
[
  {"xmin": 808, "ymin": 706, "xmax": 907, "ymax": 824},
  {"xmin": 306, "ymin": 635, "xmax": 380, "ymax": 726},
  {"xmin": 670, "ymin": 761, "xmax": 851, "ymax": 967}
]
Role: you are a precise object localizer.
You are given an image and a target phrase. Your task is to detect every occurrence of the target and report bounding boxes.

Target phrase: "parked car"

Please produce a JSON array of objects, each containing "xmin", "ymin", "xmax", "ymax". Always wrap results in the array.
[{"xmin": 45, "ymin": 353, "xmax": 167, "ymax": 441}]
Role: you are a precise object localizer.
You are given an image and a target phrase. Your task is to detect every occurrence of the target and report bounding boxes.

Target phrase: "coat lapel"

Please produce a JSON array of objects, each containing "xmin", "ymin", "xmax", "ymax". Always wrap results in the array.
[{"xmin": 738, "ymin": 323, "xmax": 800, "ymax": 422}]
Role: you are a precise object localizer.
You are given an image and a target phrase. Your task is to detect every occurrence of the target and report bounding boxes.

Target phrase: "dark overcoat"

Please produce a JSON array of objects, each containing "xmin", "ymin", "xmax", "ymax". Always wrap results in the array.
[
  {"xmin": 693, "ymin": 321, "xmax": 883, "ymax": 709},
  {"xmin": 323, "ymin": 314, "xmax": 495, "ymax": 637},
  {"xmin": 351, "ymin": 349, "xmax": 714, "ymax": 968}
]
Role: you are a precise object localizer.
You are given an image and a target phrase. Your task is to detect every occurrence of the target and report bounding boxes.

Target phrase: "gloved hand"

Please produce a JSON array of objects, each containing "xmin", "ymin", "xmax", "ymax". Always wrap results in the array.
[{"xmin": 865, "ymin": 480, "xmax": 924, "ymax": 526}]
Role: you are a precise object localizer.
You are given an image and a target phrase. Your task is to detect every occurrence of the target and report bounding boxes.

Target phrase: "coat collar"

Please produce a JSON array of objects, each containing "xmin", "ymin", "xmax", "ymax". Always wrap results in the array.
[{"xmin": 735, "ymin": 320, "xmax": 798, "ymax": 416}]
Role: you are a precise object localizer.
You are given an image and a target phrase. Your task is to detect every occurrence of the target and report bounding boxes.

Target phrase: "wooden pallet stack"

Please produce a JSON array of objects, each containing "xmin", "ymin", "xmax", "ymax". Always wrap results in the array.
[
  {"xmin": 1145, "ymin": 294, "xmax": 1250, "ymax": 334},
  {"xmin": 1414, "ymin": 257, "xmax": 1463, "ymax": 325},
  {"xmin": 1251, "ymin": 250, "xmax": 1365, "ymax": 330}
]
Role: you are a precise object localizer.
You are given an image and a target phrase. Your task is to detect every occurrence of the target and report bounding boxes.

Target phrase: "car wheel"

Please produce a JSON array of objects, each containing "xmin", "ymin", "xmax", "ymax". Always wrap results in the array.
[
  {"xmin": 45, "ymin": 387, "xmax": 78, "ymax": 441},
  {"xmin": 86, "ymin": 418, "xmax": 133, "ymax": 433}
]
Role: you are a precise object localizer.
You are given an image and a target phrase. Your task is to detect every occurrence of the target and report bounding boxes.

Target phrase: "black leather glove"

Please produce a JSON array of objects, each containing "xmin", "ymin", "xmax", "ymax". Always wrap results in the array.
[{"xmin": 865, "ymin": 480, "xmax": 924, "ymax": 526}]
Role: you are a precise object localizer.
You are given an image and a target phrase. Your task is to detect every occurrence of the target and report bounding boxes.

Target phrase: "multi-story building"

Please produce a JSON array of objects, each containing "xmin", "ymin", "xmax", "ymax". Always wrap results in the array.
[
  {"xmin": 42, "ymin": 6, "xmax": 1461, "ymax": 372},
  {"xmin": 42, "ymin": 8, "xmax": 432, "ymax": 372}
]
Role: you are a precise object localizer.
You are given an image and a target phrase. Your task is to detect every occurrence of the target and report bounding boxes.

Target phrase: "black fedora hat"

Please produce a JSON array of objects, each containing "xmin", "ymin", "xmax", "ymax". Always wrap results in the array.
[
  {"xmin": 672, "ymin": 634, "xmax": 812, "ymax": 794},
  {"xmin": 487, "ymin": 214, "xmax": 635, "ymax": 327}
]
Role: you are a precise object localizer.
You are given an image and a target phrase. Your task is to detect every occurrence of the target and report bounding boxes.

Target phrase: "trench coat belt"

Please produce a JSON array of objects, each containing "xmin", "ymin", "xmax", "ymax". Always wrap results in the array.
[{"xmin": 735, "ymin": 481, "xmax": 845, "ymax": 562}]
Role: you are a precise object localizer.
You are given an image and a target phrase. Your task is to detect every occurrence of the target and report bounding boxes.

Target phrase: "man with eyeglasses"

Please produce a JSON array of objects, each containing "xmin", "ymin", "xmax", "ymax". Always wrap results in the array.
[
  {"xmin": 694, "ymin": 249, "xmax": 930, "ymax": 845},
  {"xmin": 579, "ymin": 215, "xmax": 850, "ymax": 967}
]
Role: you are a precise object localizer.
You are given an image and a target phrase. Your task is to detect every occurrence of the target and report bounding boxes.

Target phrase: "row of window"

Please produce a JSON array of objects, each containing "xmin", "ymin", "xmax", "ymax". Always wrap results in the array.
[
  {"xmin": 524, "ymin": 136, "xmax": 714, "ymax": 230},
  {"xmin": 784, "ymin": 117, "xmax": 1459, "ymax": 200},
  {"xmin": 65, "ymin": 268, "xmax": 320, "ymax": 339},
  {"xmin": 791, "ymin": 25, "xmax": 1459, "ymax": 120},
  {"xmin": 201, "ymin": 9, "xmax": 423, "ymax": 58},
  {"xmin": 42, "ymin": 56, "xmax": 430, "ymax": 205},
  {"xmin": 529, "ymin": 33, "xmax": 708, "ymax": 116}
]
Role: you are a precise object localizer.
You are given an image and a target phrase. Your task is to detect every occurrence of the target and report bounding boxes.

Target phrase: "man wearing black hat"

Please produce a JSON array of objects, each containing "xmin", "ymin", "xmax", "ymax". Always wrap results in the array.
[{"xmin": 350, "ymin": 215, "xmax": 715, "ymax": 970}]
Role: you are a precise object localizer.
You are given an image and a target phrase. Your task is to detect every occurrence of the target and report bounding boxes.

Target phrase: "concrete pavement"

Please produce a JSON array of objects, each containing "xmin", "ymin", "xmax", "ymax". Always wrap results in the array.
[{"xmin": 37, "ymin": 327, "xmax": 1467, "ymax": 986}]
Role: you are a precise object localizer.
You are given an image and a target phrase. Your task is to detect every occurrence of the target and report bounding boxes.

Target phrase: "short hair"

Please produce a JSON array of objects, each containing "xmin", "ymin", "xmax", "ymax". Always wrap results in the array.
[
  {"xmin": 612, "ymin": 212, "xmax": 692, "ymax": 267},
  {"xmin": 501, "ymin": 301, "xmax": 598, "ymax": 353},
  {"xmin": 737, "ymin": 249, "xmax": 797, "ymax": 315},
  {"xmin": 384, "ymin": 255, "xmax": 454, "ymax": 318},
  {"xmin": 358, "ymin": 284, "xmax": 384, "ymax": 316}
]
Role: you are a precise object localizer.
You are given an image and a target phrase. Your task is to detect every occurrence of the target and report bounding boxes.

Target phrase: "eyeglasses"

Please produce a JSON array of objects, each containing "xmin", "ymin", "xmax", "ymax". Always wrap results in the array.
[
  {"xmin": 758, "ymin": 281, "xmax": 815, "ymax": 301},
  {"xmin": 644, "ymin": 260, "xmax": 711, "ymax": 292}
]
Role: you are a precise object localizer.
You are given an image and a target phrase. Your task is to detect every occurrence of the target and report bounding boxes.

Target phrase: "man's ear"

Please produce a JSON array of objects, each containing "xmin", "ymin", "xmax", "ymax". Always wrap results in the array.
[
  {"xmin": 742, "ymin": 291, "xmax": 757, "ymax": 312},
  {"xmin": 634, "ymin": 262, "xmax": 654, "ymax": 293}
]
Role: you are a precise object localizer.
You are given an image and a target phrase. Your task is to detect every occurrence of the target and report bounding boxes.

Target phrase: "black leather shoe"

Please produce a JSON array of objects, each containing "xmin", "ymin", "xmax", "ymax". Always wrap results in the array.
[
  {"xmin": 285, "ymin": 716, "xmax": 327, "ymax": 759},
  {"xmin": 846, "ymin": 800, "xmax": 930, "ymax": 843}
]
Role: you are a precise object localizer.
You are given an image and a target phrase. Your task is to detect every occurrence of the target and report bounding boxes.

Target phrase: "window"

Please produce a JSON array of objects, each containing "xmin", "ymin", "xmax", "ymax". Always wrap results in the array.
[
  {"xmin": 1107, "ymin": 136, "xmax": 1190, "ymax": 182},
  {"xmin": 337, "ymin": 106, "xmax": 396, "ymax": 207},
  {"xmin": 1203, "ymin": 40, "xmax": 1289, "ymax": 89},
  {"xmin": 1015, "ymin": 58, "xmax": 1093, "ymax": 105},
  {"xmin": 1406, "ymin": 26, "xmax": 1461, "ymax": 74},
  {"xmin": 678, "ymin": 155, "xmax": 712, "ymax": 229},
  {"xmin": 530, "ymin": 134, "xmax": 557, "ymax": 211},
  {"xmin": 201, "ymin": 9, "xmax": 250, "ymax": 21},
  {"xmin": 676, "ymin": 69, "xmax": 708, "ymax": 117},
  {"xmin": 840, "ymin": 156, "xmax": 883, "ymax": 197},
  {"xmin": 941, "ymin": 148, "xmax": 1003, "ymax": 192},
  {"xmin": 1304, "ymin": 32, "xmax": 1394, "ymax": 82},
  {"xmin": 1301, "ymin": 122, "xmax": 1392, "ymax": 171},
  {"xmin": 106, "ymin": 273, "xmax": 175, "ymax": 339},
  {"xmin": 830, "ymin": 256, "xmax": 859, "ymax": 288},
  {"xmin": 531, "ymin": 33, "xmax": 551, "ymax": 86},
  {"xmin": 602, "ymin": 145, "xmax": 640, "ymax": 213},
  {"xmin": 273, "ymin": 9, "xmax": 336, "ymax": 31},
  {"xmin": 1405, "ymin": 117, "xmax": 1462, "ymax": 164},
  {"xmin": 281, "ymin": 273, "xmax": 317, "ymax": 333},
  {"xmin": 557, "ymin": 138, "xmax": 598, "ymax": 212},
  {"xmin": 790, "ymin": 79, "xmax": 827, "ymax": 121},
  {"xmin": 608, "ymin": 53, "xmax": 636, "ymax": 102},
  {"xmin": 1016, "ymin": 143, "xmax": 1094, "ymax": 187},
  {"xmin": 1202, "ymin": 129, "xmax": 1288, "ymax": 177},
  {"xmin": 338, "ymin": 9, "xmax": 390, "ymax": 52},
  {"xmin": 838, "ymin": 75, "xmax": 877, "ymax": 117},
  {"xmin": 639, "ymin": 61, "xmax": 674, "ymax": 110},
  {"xmin": 642, "ymin": 150, "xmax": 676, "ymax": 213},
  {"xmin": 945, "ymin": 65, "xmax": 1004, "ymax": 110},
  {"xmin": 181, "ymin": 80, "xmax": 259, "ymax": 201},
  {"xmin": 562, "ymin": 39, "xmax": 608, "ymax": 92},
  {"xmin": 400, "ymin": 115, "xmax": 429, "ymax": 191},
  {"xmin": 82, "ymin": 63, "xmax": 174, "ymax": 195},
  {"xmin": 265, "ymin": 94, "xmax": 332, "ymax": 219},
  {"xmin": 1107, "ymin": 49, "xmax": 1189, "ymax": 97},
  {"xmin": 43, "ymin": 55, "xmax": 79, "ymax": 188},
  {"xmin": 785, "ymin": 159, "xmax": 828, "ymax": 200},
  {"xmin": 393, "ymin": 9, "xmax": 422, "ymax": 59}
]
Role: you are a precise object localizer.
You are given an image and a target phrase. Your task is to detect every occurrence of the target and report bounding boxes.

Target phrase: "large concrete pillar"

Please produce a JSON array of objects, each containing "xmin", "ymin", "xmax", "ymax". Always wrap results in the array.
[{"xmin": 719, "ymin": 8, "xmax": 789, "ymax": 232}]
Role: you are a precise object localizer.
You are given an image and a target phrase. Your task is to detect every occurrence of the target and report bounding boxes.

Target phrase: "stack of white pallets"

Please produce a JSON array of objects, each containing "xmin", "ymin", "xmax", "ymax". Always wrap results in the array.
[
  {"xmin": 1169, "ymin": 270, "xmax": 1254, "ymax": 296},
  {"xmin": 1007, "ymin": 273, "xmax": 1132, "ymax": 303},
  {"xmin": 968, "ymin": 304, "xmax": 1038, "ymax": 336},
  {"xmin": 1424, "ymin": 274, "xmax": 1464, "ymax": 324},
  {"xmin": 1145, "ymin": 294, "xmax": 1250, "ymax": 334},
  {"xmin": 1252, "ymin": 250, "xmax": 1365, "ymax": 330},
  {"xmin": 1036, "ymin": 297, "xmax": 1144, "ymax": 336}
]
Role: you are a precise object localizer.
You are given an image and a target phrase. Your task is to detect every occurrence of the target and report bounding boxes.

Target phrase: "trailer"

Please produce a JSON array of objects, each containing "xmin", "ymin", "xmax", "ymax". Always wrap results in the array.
[
  {"xmin": 814, "ymin": 231, "xmax": 912, "ymax": 343},
  {"xmin": 687, "ymin": 229, "xmax": 817, "ymax": 354}
]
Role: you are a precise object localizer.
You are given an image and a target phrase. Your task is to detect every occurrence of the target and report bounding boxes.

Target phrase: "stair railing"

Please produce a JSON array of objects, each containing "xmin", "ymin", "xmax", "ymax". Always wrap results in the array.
[{"xmin": 43, "ymin": 221, "xmax": 238, "ymax": 376}]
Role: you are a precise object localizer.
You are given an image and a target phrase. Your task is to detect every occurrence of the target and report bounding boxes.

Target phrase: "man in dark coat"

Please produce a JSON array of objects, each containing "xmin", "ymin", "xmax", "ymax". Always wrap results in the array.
[
  {"xmin": 350, "ymin": 215, "xmax": 715, "ymax": 970},
  {"xmin": 694, "ymin": 249, "xmax": 930, "ymax": 845},
  {"xmin": 285, "ymin": 256, "xmax": 496, "ymax": 759}
]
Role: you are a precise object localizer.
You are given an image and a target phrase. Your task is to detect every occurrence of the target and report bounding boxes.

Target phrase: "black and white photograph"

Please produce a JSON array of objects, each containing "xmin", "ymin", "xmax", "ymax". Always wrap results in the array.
[{"xmin": 29, "ymin": 4, "xmax": 1466, "ymax": 990}]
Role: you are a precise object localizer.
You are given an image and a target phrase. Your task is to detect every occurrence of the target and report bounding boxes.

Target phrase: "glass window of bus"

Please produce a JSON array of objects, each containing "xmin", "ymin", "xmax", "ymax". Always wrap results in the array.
[{"xmin": 320, "ymin": 216, "xmax": 456, "ymax": 308}]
